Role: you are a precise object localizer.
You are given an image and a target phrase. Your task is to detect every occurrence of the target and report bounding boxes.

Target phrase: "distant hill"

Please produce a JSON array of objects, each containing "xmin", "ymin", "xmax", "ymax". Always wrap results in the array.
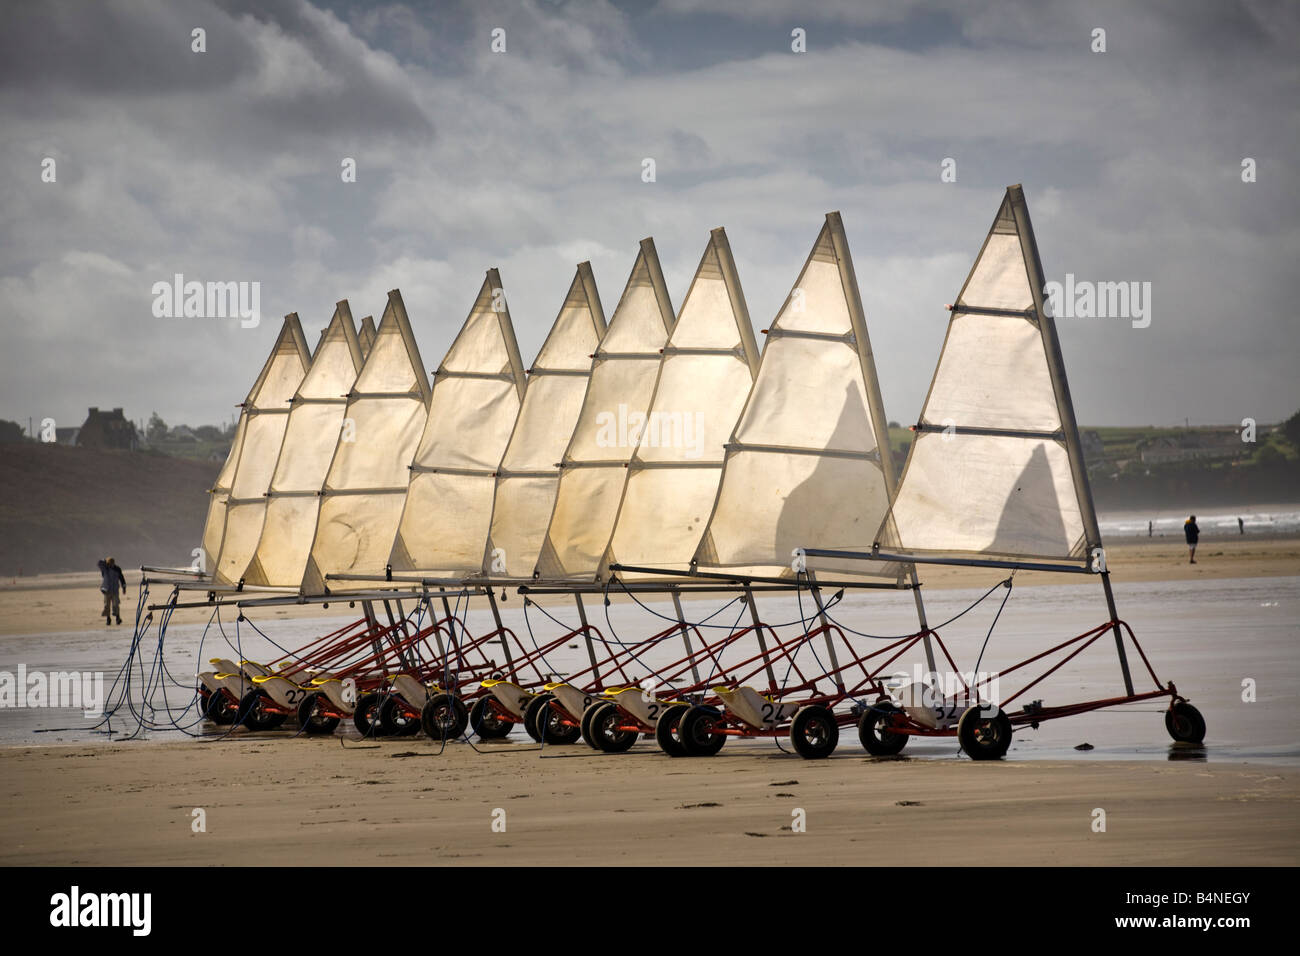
[{"xmin": 0, "ymin": 444, "xmax": 219, "ymax": 576}]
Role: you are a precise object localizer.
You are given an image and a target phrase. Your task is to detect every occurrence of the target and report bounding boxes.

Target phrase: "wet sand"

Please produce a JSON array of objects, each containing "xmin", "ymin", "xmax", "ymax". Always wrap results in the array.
[
  {"xmin": 1, "ymin": 739, "xmax": 1295, "ymax": 866},
  {"xmin": 2, "ymin": 534, "xmax": 1298, "ymax": 637}
]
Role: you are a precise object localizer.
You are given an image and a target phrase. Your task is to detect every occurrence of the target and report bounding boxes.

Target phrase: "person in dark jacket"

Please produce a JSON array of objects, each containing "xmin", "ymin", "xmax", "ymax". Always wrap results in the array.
[
  {"xmin": 1183, "ymin": 516, "xmax": 1200, "ymax": 565},
  {"xmin": 98, "ymin": 557, "xmax": 127, "ymax": 625}
]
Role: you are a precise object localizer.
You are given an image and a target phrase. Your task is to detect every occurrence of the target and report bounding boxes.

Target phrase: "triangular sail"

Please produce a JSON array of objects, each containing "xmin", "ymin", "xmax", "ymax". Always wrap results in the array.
[
  {"xmin": 358, "ymin": 315, "xmax": 377, "ymax": 356},
  {"xmin": 301, "ymin": 290, "xmax": 431, "ymax": 593},
  {"xmin": 601, "ymin": 228, "xmax": 760, "ymax": 579},
  {"xmin": 876, "ymin": 185, "xmax": 1100, "ymax": 562},
  {"xmin": 483, "ymin": 263, "xmax": 607, "ymax": 579},
  {"xmin": 693, "ymin": 213, "xmax": 903, "ymax": 583},
  {"xmin": 389, "ymin": 271, "xmax": 528, "ymax": 577},
  {"xmin": 534, "ymin": 239, "xmax": 675, "ymax": 580},
  {"xmin": 241, "ymin": 301, "xmax": 365, "ymax": 587},
  {"xmin": 203, "ymin": 315, "xmax": 312, "ymax": 581}
]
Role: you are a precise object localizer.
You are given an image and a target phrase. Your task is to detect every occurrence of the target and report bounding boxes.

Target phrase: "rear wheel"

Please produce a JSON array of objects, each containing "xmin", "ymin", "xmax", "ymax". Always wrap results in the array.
[
  {"xmin": 297, "ymin": 692, "xmax": 339, "ymax": 735},
  {"xmin": 858, "ymin": 700, "xmax": 907, "ymax": 756},
  {"xmin": 654, "ymin": 703, "xmax": 690, "ymax": 757},
  {"xmin": 203, "ymin": 688, "xmax": 237, "ymax": 725},
  {"xmin": 470, "ymin": 696, "xmax": 515, "ymax": 739},
  {"xmin": 522, "ymin": 694, "xmax": 553, "ymax": 743},
  {"xmin": 1165, "ymin": 701, "xmax": 1206, "ymax": 743},
  {"xmin": 536, "ymin": 698, "xmax": 583, "ymax": 744},
  {"xmin": 380, "ymin": 696, "xmax": 421, "ymax": 737},
  {"xmin": 421, "ymin": 693, "xmax": 468, "ymax": 741},
  {"xmin": 353, "ymin": 692, "xmax": 384, "ymax": 737},
  {"xmin": 957, "ymin": 704, "xmax": 1012, "ymax": 760},
  {"xmin": 589, "ymin": 702, "xmax": 638, "ymax": 753},
  {"xmin": 678, "ymin": 705, "xmax": 726, "ymax": 757},
  {"xmin": 789, "ymin": 705, "xmax": 839, "ymax": 759}
]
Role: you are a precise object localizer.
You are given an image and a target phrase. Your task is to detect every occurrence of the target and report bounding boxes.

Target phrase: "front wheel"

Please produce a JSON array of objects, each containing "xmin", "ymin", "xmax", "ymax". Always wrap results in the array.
[
  {"xmin": 237, "ymin": 691, "xmax": 282, "ymax": 731},
  {"xmin": 203, "ymin": 688, "xmax": 237, "ymax": 725},
  {"xmin": 1165, "ymin": 701, "xmax": 1206, "ymax": 743},
  {"xmin": 353, "ymin": 692, "xmax": 385, "ymax": 737},
  {"xmin": 421, "ymin": 693, "xmax": 469, "ymax": 741},
  {"xmin": 957, "ymin": 704, "xmax": 1012, "ymax": 760},
  {"xmin": 470, "ymin": 696, "xmax": 515, "ymax": 739},
  {"xmin": 789, "ymin": 704, "xmax": 839, "ymax": 759},
  {"xmin": 380, "ymin": 696, "xmax": 421, "ymax": 737},
  {"xmin": 535, "ymin": 698, "xmax": 582, "ymax": 745},
  {"xmin": 297, "ymin": 692, "xmax": 340, "ymax": 735},
  {"xmin": 678, "ymin": 705, "xmax": 726, "ymax": 757},
  {"xmin": 858, "ymin": 700, "xmax": 907, "ymax": 756},
  {"xmin": 522, "ymin": 694, "xmax": 552, "ymax": 743},
  {"xmin": 580, "ymin": 701, "xmax": 604, "ymax": 750}
]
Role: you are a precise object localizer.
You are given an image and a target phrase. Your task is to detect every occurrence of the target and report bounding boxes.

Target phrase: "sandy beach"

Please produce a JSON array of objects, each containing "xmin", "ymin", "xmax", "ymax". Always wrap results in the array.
[
  {"xmin": 1, "ymin": 739, "xmax": 1295, "ymax": 866},
  {"xmin": 3, "ymin": 534, "xmax": 1298, "ymax": 638}
]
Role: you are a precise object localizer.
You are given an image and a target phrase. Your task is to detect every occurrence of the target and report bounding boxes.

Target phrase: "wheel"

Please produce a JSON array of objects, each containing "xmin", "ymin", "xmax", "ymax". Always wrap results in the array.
[
  {"xmin": 203, "ymin": 688, "xmax": 237, "ymax": 725},
  {"xmin": 1165, "ymin": 701, "xmax": 1206, "ymax": 743},
  {"xmin": 421, "ymin": 693, "xmax": 469, "ymax": 741},
  {"xmin": 297, "ymin": 692, "xmax": 340, "ymax": 735},
  {"xmin": 789, "ymin": 704, "xmax": 839, "ymax": 759},
  {"xmin": 470, "ymin": 696, "xmax": 515, "ymax": 739},
  {"xmin": 579, "ymin": 700, "xmax": 604, "ymax": 749},
  {"xmin": 654, "ymin": 703, "xmax": 690, "ymax": 756},
  {"xmin": 236, "ymin": 690, "xmax": 283, "ymax": 731},
  {"xmin": 677, "ymin": 705, "xmax": 726, "ymax": 757},
  {"xmin": 353, "ymin": 692, "xmax": 385, "ymax": 737},
  {"xmin": 588, "ymin": 702, "xmax": 638, "ymax": 753},
  {"xmin": 858, "ymin": 700, "xmax": 907, "ymax": 756},
  {"xmin": 522, "ymin": 693, "xmax": 553, "ymax": 743},
  {"xmin": 535, "ymin": 697, "xmax": 583, "ymax": 744},
  {"xmin": 380, "ymin": 696, "xmax": 421, "ymax": 737},
  {"xmin": 957, "ymin": 704, "xmax": 1012, "ymax": 760}
]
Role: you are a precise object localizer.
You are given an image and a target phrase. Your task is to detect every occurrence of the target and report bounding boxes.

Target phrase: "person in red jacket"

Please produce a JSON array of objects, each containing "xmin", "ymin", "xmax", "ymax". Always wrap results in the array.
[{"xmin": 98, "ymin": 557, "xmax": 127, "ymax": 625}]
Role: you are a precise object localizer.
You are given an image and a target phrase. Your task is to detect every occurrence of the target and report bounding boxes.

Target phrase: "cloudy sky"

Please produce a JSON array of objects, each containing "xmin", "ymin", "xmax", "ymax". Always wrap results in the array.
[{"xmin": 2, "ymin": 0, "xmax": 1296, "ymax": 434}]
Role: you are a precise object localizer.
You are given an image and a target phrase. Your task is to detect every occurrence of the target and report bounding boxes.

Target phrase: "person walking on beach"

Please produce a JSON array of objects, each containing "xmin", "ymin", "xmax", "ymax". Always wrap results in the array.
[
  {"xmin": 1148, "ymin": 520, "xmax": 1153, "ymax": 537},
  {"xmin": 1184, "ymin": 516, "xmax": 1200, "ymax": 564},
  {"xmin": 98, "ymin": 556, "xmax": 127, "ymax": 625},
  {"xmin": 1238, "ymin": 516, "xmax": 1244, "ymax": 535}
]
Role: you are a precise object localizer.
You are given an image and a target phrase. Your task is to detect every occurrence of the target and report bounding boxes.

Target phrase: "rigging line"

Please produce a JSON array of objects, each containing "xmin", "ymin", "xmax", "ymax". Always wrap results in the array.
[
  {"xmin": 972, "ymin": 576, "xmax": 1015, "ymax": 689},
  {"xmin": 821, "ymin": 575, "xmax": 1014, "ymax": 640}
]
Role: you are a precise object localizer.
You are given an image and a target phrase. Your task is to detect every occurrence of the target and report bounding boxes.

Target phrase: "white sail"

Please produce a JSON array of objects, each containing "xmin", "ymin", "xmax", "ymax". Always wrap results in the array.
[
  {"xmin": 301, "ymin": 290, "xmax": 431, "ymax": 593},
  {"xmin": 241, "ymin": 301, "xmax": 365, "ymax": 588},
  {"xmin": 358, "ymin": 314, "xmax": 377, "ymax": 356},
  {"xmin": 203, "ymin": 315, "xmax": 312, "ymax": 582},
  {"xmin": 693, "ymin": 213, "xmax": 903, "ymax": 583},
  {"xmin": 601, "ymin": 228, "xmax": 760, "ymax": 579},
  {"xmin": 534, "ymin": 239, "xmax": 675, "ymax": 580},
  {"xmin": 876, "ymin": 185, "xmax": 1101, "ymax": 562},
  {"xmin": 389, "ymin": 271, "xmax": 528, "ymax": 577},
  {"xmin": 484, "ymin": 263, "xmax": 607, "ymax": 579}
]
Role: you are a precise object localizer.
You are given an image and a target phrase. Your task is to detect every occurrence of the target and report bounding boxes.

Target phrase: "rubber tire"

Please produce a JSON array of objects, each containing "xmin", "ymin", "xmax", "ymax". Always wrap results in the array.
[
  {"xmin": 237, "ymin": 690, "xmax": 283, "ymax": 731},
  {"xmin": 203, "ymin": 688, "xmax": 237, "ymax": 725},
  {"xmin": 522, "ymin": 694, "xmax": 553, "ymax": 743},
  {"xmin": 536, "ymin": 697, "xmax": 583, "ymax": 745},
  {"xmin": 677, "ymin": 705, "xmax": 726, "ymax": 757},
  {"xmin": 297, "ymin": 692, "xmax": 340, "ymax": 736},
  {"xmin": 1165, "ymin": 701, "xmax": 1206, "ymax": 743},
  {"xmin": 421, "ymin": 693, "xmax": 469, "ymax": 741},
  {"xmin": 957, "ymin": 704, "xmax": 1013, "ymax": 760},
  {"xmin": 579, "ymin": 701, "xmax": 604, "ymax": 750},
  {"xmin": 654, "ymin": 703, "xmax": 690, "ymax": 757},
  {"xmin": 789, "ymin": 704, "xmax": 839, "ymax": 759},
  {"xmin": 858, "ymin": 700, "xmax": 907, "ymax": 756},
  {"xmin": 353, "ymin": 692, "xmax": 384, "ymax": 737},
  {"xmin": 380, "ymin": 695, "xmax": 421, "ymax": 737},
  {"xmin": 469, "ymin": 696, "xmax": 515, "ymax": 739},
  {"xmin": 588, "ymin": 702, "xmax": 638, "ymax": 753}
]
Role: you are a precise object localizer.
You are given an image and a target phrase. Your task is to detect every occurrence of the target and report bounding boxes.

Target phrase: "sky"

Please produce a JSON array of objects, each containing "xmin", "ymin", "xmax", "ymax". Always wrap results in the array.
[{"xmin": 1, "ymin": 0, "xmax": 1297, "ymax": 433}]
